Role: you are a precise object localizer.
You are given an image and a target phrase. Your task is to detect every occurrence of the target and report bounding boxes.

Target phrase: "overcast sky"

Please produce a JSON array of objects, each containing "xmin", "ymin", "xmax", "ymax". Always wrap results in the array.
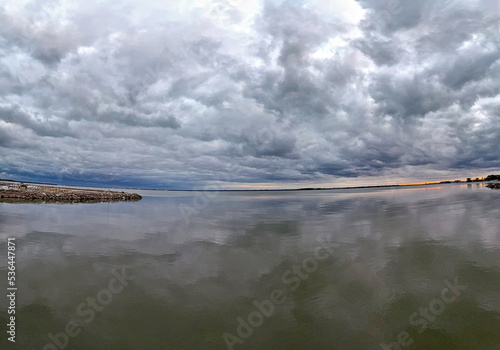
[{"xmin": 0, "ymin": 0, "xmax": 499, "ymax": 189}]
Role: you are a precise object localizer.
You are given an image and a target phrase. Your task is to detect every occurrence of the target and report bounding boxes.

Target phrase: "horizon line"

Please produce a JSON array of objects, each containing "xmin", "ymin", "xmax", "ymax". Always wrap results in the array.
[{"xmin": 2, "ymin": 177, "xmax": 496, "ymax": 192}]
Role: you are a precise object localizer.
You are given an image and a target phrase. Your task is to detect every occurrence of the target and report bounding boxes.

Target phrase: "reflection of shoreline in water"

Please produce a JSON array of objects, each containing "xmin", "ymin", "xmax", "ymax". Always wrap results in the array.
[{"xmin": 486, "ymin": 183, "xmax": 500, "ymax": 189}]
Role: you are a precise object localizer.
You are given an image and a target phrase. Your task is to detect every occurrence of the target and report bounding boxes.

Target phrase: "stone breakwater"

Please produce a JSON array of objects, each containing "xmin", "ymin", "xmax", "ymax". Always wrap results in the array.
[
  {"xmin": 0, "ymin": 188, "xmax": 142, "ymax": 203},
  {"xmin": 486, "ymin": 183, "xmax": 500, "ymax": 189}
]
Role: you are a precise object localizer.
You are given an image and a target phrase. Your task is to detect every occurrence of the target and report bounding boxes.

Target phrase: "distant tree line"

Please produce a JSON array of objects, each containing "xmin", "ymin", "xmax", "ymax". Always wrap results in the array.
[{"xmin": 466, "ymin": 175, "xmax": 500, "ymax": 182}]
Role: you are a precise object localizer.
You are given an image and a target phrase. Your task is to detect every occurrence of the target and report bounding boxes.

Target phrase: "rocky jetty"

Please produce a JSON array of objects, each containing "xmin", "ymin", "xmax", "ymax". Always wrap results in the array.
[
  {"xmin": 0, "ymin": 187, "xmax": 142, "ymax": 203},
  {"xmin": 486, "ymin": 183, "xmax": 500, "ymax": 189}
]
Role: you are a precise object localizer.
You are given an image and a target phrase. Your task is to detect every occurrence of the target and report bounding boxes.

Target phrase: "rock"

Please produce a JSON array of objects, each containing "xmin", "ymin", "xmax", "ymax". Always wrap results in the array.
[{"xmin": 0, "ymin": 187, "xmax": 142, "ymax": 203}]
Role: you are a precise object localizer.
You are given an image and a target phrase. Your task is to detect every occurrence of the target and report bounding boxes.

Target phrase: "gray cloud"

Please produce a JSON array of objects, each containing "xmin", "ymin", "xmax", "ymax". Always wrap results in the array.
[{"xmin": 0, "ymin": 0, "xmax": 499, "ymax": 188}]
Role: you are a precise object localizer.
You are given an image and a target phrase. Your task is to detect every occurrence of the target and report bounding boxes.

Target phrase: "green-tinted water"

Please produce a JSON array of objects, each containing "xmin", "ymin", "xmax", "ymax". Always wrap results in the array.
[{"xmin": 1, "ymin": 183, "xmax": 499, "ymax": 349}]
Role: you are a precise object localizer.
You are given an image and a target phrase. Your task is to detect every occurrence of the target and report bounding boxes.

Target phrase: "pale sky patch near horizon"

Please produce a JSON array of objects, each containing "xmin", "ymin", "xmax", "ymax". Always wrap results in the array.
[{"xmin": 0, "ymin": 0, "xmax": 499, "ymax": 189}]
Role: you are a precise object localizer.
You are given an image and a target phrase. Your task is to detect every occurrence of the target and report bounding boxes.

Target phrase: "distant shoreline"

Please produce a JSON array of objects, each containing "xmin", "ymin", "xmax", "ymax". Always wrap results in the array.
[
  {"xmin": 165, "ymin": 181, "xmax": 497, "ymax": 192},
  {"xmin": 1, "ymin": 177, "xmax": 498, "ymax": 193}
]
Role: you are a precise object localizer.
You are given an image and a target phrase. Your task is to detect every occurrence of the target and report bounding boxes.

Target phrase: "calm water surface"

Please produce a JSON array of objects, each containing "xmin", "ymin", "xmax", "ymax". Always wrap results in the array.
[{"xmin": 1, "ymin": 183, "xmax": 500, "ymax": 349}]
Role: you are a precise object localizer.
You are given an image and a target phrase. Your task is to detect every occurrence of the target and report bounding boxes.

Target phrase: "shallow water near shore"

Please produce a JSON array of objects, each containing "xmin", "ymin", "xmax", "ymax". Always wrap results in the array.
[{"xmin": 1, "ymin": 183, "xmax": 500, "ymax": 349}]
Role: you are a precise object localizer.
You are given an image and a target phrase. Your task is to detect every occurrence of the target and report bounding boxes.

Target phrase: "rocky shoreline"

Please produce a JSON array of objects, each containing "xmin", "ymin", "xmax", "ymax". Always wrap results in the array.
[
  {"xmin": 486, "ymin": 183, "xmax": 500, "ymax": 189},
  {"xmin": 0, "ymin": 187, "xmax": 142, "ymax": 203}
]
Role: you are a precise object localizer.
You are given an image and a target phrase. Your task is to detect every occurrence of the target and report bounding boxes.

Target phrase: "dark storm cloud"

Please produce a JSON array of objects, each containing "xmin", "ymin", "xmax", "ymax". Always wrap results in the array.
[
  {"xmin": 0, "ymin": 128, "xmax": 13, "ymax": 148},
  {"xmin": 369, "ymin": 72, "xmax": 453, "ymax": 120},
  {"xmin": 356, "ymin": 0, "xmax": 471, "ymax": 34},
  {"xmin": 0, "ymin": 104, "xmax": 75, "ymax": 137},
  {"xmin": 351, "ymin": 34, "xmax": 403, "ymax": 66},
  {"xmin": 441, "ymin": 50, "xmax": 500, "ymax": 89},
  {"xmin": 0, "ymin": 0, "xmax": 499, "ymax": 188}
]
